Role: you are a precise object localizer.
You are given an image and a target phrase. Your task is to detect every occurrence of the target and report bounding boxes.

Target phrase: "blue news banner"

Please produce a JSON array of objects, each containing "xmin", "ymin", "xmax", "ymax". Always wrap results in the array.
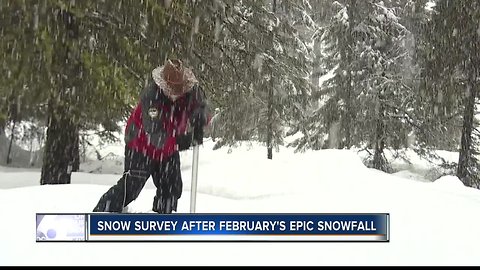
[{"xmin": 36, "ymin": 213, "xmax": 389, "ymax": 242}]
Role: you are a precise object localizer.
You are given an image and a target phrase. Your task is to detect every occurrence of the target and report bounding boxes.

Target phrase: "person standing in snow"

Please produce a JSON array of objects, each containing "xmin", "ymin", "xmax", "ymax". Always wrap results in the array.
[{"xmin": 93, "ymin": 59, "xmax": 209, "ymax": 214}]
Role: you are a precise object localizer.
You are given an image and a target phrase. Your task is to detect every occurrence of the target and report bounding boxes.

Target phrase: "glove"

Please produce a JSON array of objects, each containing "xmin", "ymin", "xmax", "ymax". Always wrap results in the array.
[
  {"xmin": 192, "ymin": 124, "xmax": 203, "ymax": 146},
  {"xmin": 190, "ymin": 108, "xmax": 206, "ymax": 146},
  {"xmin": 176, "ymin": 132, "xmax": 192, "ymax": 151},
  {"xmin": 191, "ymin": 109, "xmax": 206, "ymax": 128}
]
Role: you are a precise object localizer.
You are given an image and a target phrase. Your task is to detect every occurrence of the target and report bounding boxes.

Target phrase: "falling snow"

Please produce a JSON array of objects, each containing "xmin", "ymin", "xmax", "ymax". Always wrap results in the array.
[{"xmin": 1, "ymin": 1, "xmax": 480, "ymax": 265}]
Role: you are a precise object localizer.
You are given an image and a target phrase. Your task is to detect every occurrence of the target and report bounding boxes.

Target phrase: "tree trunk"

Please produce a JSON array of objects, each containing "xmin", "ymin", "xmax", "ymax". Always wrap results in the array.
[
  {"xmin": 6, "ymin": 89, "xmax": 18, "ymax": 164},
  {"xmin": 6, "ymin": 118, "xmax": 17, "ymax": 165},
  {"xmin": 267, "ymin": 0, "xmax": 277, "ymax": 160},
  {"xmin": 342, "ymin": 0, "xmax": 357, "ymax": 149},
  {"xmin": 267, "ymin": 70, "xmax": 274, "ymax": 160},
  {"xmin": 373, "ymin": 91, "xmax": 386, "ymax": 171},
  {"xmin": 71, "ymin": 127, "xmax": 80, "ymax": 172},
  {"xmin": 267, "ymin": 81, "xmax": 273, "ymax": 160},
  {"xmin": 40, "ymin": 6, "xmax": 79, "ymax": 184},
  {"xmin": 457, "ymin": 75, "xmax": 477, "ymax": 187},
  {"xmin": 40, "ymin": 109, "xmax": 77, "ymax": 185},
  {"xmin": 0, "ymin": 121, "xmax": 4, "ymax": 135}
]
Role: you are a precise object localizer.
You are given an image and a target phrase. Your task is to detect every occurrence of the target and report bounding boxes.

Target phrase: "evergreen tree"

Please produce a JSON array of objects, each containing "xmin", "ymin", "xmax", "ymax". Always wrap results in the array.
[
  {"xmin": 0, "ymin": 1, "xmax": 48, "ymax": 164},
  {"xmin": 293, "ymin": 0, "xmax": 413, "ymax": 172},
  {"xmin": 189, "ymin": 0, "xmax": 315, "ymax": 159},
  {"xmin": 429, "ymin": 0, "xmax": 480, "ymax": 188},
  {"xmin": 291, "ymin": 0, "xmax": 358, "ymax": 151},
  {"xmin": 393, "ymin": 0, "xmax": 462, "ymax": 175},
  {"xmin": 0, "ymin": 0, "xmax": 192, "ymax": 183}
]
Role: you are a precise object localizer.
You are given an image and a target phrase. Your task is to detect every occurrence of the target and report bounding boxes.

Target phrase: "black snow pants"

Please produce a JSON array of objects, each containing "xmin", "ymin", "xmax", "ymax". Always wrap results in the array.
[{"xmin": 92, "ymin": 147, "xmax": 183, "ymax": 214}]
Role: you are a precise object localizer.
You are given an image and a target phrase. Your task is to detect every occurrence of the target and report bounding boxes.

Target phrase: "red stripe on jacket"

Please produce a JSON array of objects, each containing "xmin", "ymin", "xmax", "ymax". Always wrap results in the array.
[{"xmin": 125, "ymin": 90, "xmax": 197, "ymax": 161}]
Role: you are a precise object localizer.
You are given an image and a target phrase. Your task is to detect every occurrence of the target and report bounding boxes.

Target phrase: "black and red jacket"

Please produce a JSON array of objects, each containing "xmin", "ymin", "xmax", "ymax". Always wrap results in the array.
[{"xmin": 124, "ymin": 79, "xmax": 208, "ymax": 161}]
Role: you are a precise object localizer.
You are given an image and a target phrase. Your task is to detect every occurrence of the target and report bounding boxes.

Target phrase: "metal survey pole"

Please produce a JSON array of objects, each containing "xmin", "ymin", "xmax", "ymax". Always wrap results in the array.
[{"xmin": 190, "ymin": 145, "xmax": 200, "ymax": 213}]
